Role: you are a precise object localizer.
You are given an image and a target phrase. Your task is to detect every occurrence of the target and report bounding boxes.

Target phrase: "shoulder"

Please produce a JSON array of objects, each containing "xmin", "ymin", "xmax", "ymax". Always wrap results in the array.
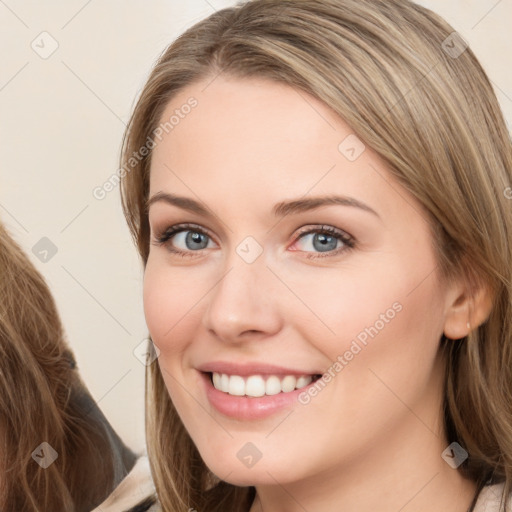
[
  {"xmin": 91, "ymin": 456, "xmax": 159, "ymax": 512},
  {"xmin": 474, "ymin": 482, "xmax": 512, "ymax": 512}
]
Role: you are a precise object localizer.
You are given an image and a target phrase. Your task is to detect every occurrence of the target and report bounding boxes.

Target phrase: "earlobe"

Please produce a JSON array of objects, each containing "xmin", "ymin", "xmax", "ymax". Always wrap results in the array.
[{"xmin": 443, "ymin": 276, "xmax": 494, "ymax": 340}]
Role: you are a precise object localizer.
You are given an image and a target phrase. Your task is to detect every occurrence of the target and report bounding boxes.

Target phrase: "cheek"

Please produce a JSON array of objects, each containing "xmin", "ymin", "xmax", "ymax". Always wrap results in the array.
[
  {"xmin": 142, "ymin": 266, "xmax": 170, "ymax": 345},
  {"xmin": 288, "ymin": 252, "xmax": 445, "ymax": 376},
  {"xmin": 276, "ymin": 260, "xmax": 407, "ymax": 354},
  {"xmin": 142, "ymin": 257, "xmax": 202, "ymax": 353},
  {"xmin": 326, "ymin": 269, "xmax": 445, "ymax": 408}
]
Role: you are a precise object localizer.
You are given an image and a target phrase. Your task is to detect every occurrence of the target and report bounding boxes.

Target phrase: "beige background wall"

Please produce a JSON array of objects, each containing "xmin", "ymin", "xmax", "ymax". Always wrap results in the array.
[{"xmin": 0, "ymin": 0, "xmax": 510, "ymax": 453}]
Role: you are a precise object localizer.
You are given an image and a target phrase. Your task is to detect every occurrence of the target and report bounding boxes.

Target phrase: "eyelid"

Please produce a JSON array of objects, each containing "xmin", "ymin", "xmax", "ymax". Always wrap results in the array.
[
  {"xmin": 293, "ymin": 223, "xmax": 352, "ymax": 240},
  {"xmin": 151, "ymin": 223, "xmax": 218, "ymax": 251},
  {"xmin": 290, "ymin": 224, "xmax": 355, "ymax": 258},
  {"xmin": 153, "ymin": 222, "xmax": 212, "ymax": 240}
]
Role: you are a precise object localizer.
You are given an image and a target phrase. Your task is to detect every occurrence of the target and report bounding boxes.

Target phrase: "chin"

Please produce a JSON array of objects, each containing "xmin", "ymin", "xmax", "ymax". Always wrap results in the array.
[{"xmin": 197, "ymin": 443, "xmax": 307, "ymax": 487}]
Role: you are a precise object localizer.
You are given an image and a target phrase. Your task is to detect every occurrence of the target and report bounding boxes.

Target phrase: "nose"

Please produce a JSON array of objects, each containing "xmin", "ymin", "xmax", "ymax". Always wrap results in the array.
[{"xmin": 201, "ymin": 254, "xmax": 283, "ymax": 344}]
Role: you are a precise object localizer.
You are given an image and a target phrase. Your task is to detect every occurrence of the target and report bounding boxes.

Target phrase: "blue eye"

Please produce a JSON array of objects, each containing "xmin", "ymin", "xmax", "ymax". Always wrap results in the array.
[
  {"xmin": 296, "ymin": 232, "xmax": 340, "ymax": 252},
  {"xmin": 172, "ymin": 230, "xmax": 210, "ymax": 251},
  {"xmin": 292, "ymin": 225, "xmax": 355, "ymax": 258},
  {"xmin": 153, "ymin": 224, "xmax": 214, "ymax": 257}
]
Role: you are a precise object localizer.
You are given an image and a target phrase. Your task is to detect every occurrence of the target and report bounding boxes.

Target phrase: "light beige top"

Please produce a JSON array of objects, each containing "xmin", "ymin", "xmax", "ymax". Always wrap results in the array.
[
  {"xmin": 474, "ymin": 482, "xmax": 512, "ymax": 512},
  {"xmin": 93, "ymin": 458, "xmax": 511, "ymax": 512},
  {"xmin": 92, "ymin": 456, "xmax": 158, "ymax": 512}
]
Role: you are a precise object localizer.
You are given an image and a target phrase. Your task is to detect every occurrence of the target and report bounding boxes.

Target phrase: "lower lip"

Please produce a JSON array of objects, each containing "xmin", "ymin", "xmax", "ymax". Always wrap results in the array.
[{"xmin": 201, "ymin": 372, "xmax": 314, "ymax": 420}]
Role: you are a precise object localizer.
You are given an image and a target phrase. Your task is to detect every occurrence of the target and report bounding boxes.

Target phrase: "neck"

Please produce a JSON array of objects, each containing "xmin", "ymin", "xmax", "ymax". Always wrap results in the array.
[{"xmin": 251, "ymin": 428, "xmax": 477, "ymax": 512}]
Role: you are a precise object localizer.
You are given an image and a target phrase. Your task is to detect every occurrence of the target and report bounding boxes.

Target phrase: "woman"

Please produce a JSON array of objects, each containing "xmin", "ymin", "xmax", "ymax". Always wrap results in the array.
[
  {"xmin": 119, "ymin": 0, "xmax": 512, "ymax": 510},
  {"xmin": 0, "ymin": 220, "xmax": 137, "ymax": 511}
]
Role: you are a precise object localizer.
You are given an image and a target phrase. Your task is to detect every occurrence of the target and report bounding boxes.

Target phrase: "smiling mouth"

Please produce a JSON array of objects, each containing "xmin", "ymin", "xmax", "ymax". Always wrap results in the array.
[{"xmin": 208, "ymin": 372, "xmax": 322, "ymax": 398}]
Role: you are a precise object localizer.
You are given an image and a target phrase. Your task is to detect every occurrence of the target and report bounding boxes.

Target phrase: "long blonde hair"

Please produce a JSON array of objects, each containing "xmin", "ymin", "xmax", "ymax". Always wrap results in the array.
[
  {"xmin": 0, "ymin": 221, "xmax": 136, "ymax": 511},
  {"xmin": 120, "ymin": 1, "xmax": 512, "ymax": 510}
]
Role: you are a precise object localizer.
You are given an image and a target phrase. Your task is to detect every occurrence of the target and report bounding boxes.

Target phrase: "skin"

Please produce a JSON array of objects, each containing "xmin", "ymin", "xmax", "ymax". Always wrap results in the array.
[{"xmin": 144, "ymin": 75, "xmax": 490, "ymax": 512}]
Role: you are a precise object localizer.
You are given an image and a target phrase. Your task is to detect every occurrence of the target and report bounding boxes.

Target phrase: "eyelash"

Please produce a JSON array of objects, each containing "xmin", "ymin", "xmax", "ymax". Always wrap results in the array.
[{"xmin": 152, "ymin": 223, "xmax": 356, "ymax": 259}]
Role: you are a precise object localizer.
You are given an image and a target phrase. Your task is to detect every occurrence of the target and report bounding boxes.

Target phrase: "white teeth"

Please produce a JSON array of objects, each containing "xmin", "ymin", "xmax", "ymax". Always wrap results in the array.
[
  {"xmin": 281, "ymin": 375, "xmax": 297, "ymax": 392},
  {"xmin": 265, "ymin": 376, "xmax": 282, "ymax": 396},
  {"xmin": 228, "ymin": 375, "xmax": 245, "ymax": 396},
  {"xmin": 211, "ymin": 372, "xmax": 315, "ymax": 397},
  {"xmin": 246, "ymin": 375, "xmax": 266, "ymax": 397},
  {"xmin": 296, "ymin": 375, "xmax": 313, "ymax": 389}
]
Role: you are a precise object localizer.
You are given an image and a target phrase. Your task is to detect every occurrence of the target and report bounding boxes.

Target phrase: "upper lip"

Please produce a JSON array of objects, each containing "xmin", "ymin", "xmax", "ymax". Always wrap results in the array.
[{"xmin": 197, "ymin": 361, "xmax": 320, "ymax": 377}]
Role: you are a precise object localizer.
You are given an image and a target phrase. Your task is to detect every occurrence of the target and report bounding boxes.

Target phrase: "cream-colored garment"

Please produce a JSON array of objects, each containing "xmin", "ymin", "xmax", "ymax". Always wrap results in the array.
[
  {"xmin": 91, "ymin": 456, "xmax": 158, "ymax": 512},
  {"xmin": 474, "ymin": 482, "xmax": 512, "ymax": 512}
]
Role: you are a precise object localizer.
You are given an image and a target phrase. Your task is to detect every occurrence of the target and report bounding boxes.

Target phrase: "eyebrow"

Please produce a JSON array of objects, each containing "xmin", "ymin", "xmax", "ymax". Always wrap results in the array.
[{"xmin": 146, "ymin": 192, "xmax": 380, "ymax": 219}]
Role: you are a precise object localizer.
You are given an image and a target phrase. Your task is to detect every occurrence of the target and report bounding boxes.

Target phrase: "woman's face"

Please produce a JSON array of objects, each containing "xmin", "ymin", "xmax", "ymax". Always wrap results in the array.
[{"xmin": 144, "ymin": 76, "xmax": 454, "ymax": 486}]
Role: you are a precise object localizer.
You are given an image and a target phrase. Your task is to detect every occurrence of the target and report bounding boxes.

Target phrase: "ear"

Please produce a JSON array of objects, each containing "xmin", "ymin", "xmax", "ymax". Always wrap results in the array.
[{"xmin": 443, "ymin": 273, "xmax": 494, "ymax": 340}]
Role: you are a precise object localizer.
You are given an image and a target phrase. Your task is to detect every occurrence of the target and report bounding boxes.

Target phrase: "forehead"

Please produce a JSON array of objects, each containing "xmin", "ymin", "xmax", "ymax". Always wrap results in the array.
[
  {"xmin": 148, "ymin": 75, "xmax": 419, "ymax": 224},
  {"xmin": 151, "ymin": 75, "xmax": 345, "ymax": 170}
]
